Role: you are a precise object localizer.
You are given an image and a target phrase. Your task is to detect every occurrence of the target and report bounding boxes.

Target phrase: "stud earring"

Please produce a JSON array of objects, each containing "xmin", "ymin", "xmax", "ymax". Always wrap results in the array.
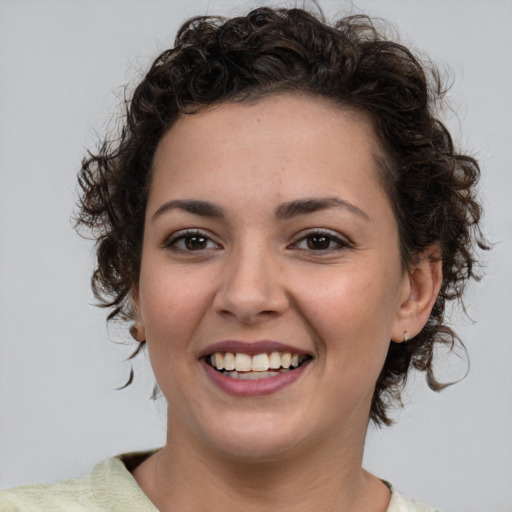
[{"xmin": 393, "ymin": 331, "xmax": 409, "ymax": 344}]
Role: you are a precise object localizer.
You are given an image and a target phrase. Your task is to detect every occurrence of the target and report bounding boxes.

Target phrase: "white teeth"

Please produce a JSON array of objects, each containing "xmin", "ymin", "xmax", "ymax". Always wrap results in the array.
[
  {"xmin": 269, "ymin": 351, "xmax": 281, "ymax": 369},
  {"xmin": 209, "ymin": 351, "xmax": 307, "ymax": 373},
  {"xmin": 235, "ymin": 353, "xmax": 252, "ymax": 372},
  {"xmin": 224, "ymin": 352, "xmax": 235, "ymax": 371},
  {"xmin": 213, "ymin": 353, "xmax": 224, "ymax": 370},
  {"xmin": 251, "ymin": 353, "xmax": 269, "ymax": 371}
]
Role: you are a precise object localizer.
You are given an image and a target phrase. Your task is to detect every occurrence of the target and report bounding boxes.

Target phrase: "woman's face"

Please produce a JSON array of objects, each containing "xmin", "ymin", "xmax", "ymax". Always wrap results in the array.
[{"xmin": 135, "ymin": 94, "xmax": 411, "ymax": 460}]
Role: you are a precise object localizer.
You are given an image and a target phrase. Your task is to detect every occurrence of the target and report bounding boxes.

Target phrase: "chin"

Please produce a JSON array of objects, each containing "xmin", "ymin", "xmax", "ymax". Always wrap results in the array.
[{"xmin": 199, "ymin": 414, "xmax": 307, "ymax": 462}]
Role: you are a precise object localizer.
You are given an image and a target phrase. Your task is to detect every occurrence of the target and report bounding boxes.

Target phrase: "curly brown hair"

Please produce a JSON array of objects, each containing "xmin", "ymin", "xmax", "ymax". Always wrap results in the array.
[{"xmin": 76, "ymin": 7, "xmax": 488, "ymax": 426}]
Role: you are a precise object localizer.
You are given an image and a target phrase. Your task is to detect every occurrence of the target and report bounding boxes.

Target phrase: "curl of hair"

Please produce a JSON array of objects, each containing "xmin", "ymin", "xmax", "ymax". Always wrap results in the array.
[{"xmin": 75, "ymin": 7, "xmax": 488, "ymax": 426}]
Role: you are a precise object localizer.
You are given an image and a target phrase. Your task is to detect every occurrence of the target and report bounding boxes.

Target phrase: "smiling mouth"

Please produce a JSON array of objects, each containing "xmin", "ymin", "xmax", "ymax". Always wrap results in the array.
[{"xmin": 206, "ymin": 352, "xmax": 312, "ymax": 380}]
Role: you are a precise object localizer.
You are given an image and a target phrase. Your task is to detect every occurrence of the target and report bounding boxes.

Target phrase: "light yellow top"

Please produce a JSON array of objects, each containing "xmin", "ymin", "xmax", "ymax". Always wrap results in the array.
[{"xmin": 0, "ymin": 453, "xmax": 439, "ymax": 512}]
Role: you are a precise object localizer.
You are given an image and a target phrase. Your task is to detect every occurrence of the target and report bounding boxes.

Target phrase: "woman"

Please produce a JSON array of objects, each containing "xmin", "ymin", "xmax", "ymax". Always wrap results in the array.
[{"xmin": 0, "ymin": 6, "xmax": 487, "ymax": 512}]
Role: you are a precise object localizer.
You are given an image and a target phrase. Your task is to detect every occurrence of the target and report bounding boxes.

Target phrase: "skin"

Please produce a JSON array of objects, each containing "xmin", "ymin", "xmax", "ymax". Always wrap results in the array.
[{"xmin": 131, "ymin": 94, "xmax": 442, "ymax": 511}]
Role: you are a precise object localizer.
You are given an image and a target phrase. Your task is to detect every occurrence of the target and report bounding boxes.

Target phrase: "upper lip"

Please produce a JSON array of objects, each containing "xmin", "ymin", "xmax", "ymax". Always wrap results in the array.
[{"xmin": 198, "ymin": 340, "xmax": 312, "ymax": 358}]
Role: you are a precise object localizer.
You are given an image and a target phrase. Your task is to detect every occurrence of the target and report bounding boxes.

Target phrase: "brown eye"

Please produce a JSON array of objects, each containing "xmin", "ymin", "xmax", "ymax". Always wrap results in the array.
[
  {"xmin": 306, "ymin": 234, "xmax": 331, "ymax": 250},
  {"xmin": 184, "ymin": 235, "xmax": 208, "ymax": 250},
  {"xmin": 291, "ymin": 230, "xmax": 349, "ymax": 252},
  {"xmin": 166, "ymin": 230, "xmax": 220, "ymax": 252}
]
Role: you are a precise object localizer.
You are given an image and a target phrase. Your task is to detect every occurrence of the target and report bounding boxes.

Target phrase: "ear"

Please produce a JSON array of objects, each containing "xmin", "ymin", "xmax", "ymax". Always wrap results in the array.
[
  {"xmin": 130, "ymin": 285, "xmax": 146, "ymax": 342},
  {"xmin": 391, "ymin": 245, "xmax": 443, "ymax": 343}
]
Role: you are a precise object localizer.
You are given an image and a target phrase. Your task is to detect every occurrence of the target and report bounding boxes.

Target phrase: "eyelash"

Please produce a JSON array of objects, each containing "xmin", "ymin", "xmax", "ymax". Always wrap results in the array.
[
  {"xmin": 164, "ymin": 229, "xmax": 221, "ymax": 252},
  {"xmin": 164, "ymin": 228, "xmax": 351, "ymax": 254},
  {"xmin": 290, "ymin": 229, "xmax": 351, "ymax": 252}
]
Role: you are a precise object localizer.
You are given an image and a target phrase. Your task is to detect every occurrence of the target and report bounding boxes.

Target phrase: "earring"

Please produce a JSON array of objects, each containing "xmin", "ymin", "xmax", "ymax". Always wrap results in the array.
[{"xmin": 393, "ymin": 331, "xmax": 409, "ymax": 344}]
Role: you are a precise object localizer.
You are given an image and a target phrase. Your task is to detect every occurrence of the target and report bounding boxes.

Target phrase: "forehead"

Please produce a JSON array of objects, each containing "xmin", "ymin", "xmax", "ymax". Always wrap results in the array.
[{"xmin": 149, "ymin": 94, "xmax": 390, "ymax": 218}]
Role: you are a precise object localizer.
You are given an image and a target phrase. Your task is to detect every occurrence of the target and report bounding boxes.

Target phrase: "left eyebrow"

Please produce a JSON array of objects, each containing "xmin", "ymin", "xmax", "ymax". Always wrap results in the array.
[{"xmin": 275, "ymin": 197, "xmax": 370, "ymax": 221}]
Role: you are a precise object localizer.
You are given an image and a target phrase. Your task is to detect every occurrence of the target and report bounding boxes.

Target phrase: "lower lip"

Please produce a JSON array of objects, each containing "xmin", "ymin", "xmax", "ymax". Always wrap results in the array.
[{"xmin": 201, "ymin": 360, "xmax": 310, "ymax": 397}]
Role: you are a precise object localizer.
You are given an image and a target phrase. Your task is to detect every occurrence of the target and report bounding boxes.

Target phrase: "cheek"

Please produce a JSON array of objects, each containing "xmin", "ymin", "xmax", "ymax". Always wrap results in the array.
[
  {"xmin": 292, "ymin": 262, "xmax": 400, "ymax": 361},
  {"xmin": 138, "ymin": 266, "xmax": 210, "ymax": 369}
]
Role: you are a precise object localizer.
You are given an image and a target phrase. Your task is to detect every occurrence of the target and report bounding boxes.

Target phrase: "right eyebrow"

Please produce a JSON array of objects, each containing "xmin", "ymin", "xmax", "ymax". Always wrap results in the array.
[{"xmin": 151, "ymin": 199, "xmax": 225, "ymax": 222}]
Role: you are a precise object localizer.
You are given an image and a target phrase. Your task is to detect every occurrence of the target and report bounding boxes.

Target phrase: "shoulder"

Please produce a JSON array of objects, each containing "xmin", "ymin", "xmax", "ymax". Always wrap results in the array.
[
  {"xmin": 0, "ymin": 474, "xmax": 96, "ymax": 512},
  {"xmin": 387, "ymin": 484, "xmax": 440, "ymax": 512},
  {"xmin": 0, "ymin": 453, "xmax": 158, "ymax": 512}
]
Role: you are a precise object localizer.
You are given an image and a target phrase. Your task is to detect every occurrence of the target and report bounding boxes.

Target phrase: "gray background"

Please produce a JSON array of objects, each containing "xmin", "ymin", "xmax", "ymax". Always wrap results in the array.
[{"xmin": 1, "ymin": 1, "xmax": 511, "ymax": 510}]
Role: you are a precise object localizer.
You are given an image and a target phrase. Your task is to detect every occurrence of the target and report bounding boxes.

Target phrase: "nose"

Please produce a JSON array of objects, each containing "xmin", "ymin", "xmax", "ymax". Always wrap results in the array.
[{"xmin": 213, "ymin": 241, "xmax": 289, "ymax": 325}]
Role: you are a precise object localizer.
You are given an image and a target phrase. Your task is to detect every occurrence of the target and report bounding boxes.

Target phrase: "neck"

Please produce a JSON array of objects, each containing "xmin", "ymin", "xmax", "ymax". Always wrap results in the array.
[{"xmin": 132, "ymin": 417, "xmax": 390, "ymax": 512}]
